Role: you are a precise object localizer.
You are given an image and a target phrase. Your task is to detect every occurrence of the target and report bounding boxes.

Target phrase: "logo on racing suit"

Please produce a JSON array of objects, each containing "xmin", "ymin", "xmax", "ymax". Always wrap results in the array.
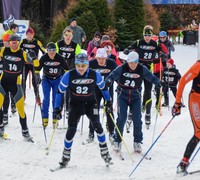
[
  {"xmin": 44, "ymin": 62, "xmax": 60, "ymax": 66},
  {"xmin": 123, "ymin": 72, "xmax": 140, "ymax": 78},
  {"xmin": 60, "ymin": 47, "xmax": 74, "ymax": 52},
  {"xmin": 72, "ymin": 78, "xmax": 94, "ymax": 84},
  {"xmin": 4, "ymin": 55, "xmax": 21, "ymax": 62},
  {"xmin": 95, "ymin": 69, "xmax": 111, "ymax": 74},
  {"xmin": 140, "ymin": 45, "xmax": 156, "ymax": 50},
  {"xmin": 23, "ymin": 44, "xmax": 36, "ymax": 49}
]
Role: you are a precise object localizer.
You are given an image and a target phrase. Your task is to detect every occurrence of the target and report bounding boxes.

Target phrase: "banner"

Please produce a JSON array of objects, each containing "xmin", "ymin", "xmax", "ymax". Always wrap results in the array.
[
  {"xmin": 0, "ymin": 20, "xmax": 29, "ymax": 40},
  {"xmin": 2, "ymin": 0, "xmax": 22, "ymax": 20},
  {"xmin": 144, "ymin": 0, "xmax": 200, "ymax": 4}
]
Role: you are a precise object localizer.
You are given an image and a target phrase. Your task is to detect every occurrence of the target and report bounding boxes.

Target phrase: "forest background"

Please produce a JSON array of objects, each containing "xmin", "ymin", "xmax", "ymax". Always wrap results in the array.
[{"xmin": 0, "ymin": 0, "xmax": 199, "ymax": 50}]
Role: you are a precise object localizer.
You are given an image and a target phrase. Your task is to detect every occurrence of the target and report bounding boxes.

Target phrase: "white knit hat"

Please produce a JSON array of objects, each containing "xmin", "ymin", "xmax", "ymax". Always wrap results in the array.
[
  {"xmin": 96, "ymin": 48, "xmax": 107, "ymax": 58},
  {"xmin": 127, "ymin": 52, "xmax": 139, "ymax": 63}
]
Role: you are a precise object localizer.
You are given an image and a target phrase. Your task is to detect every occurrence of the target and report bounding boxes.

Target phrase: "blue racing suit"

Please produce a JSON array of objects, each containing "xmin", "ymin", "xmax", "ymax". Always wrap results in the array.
[{"xmin": 105, "ymin": 62, "xmax": 160, "ymax": 143}]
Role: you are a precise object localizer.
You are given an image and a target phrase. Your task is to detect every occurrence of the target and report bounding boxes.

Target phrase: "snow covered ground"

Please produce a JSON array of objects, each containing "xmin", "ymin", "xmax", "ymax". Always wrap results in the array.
[{"xmin": 1, "ymin": 44, "xmax": 200, "ymax": 180}]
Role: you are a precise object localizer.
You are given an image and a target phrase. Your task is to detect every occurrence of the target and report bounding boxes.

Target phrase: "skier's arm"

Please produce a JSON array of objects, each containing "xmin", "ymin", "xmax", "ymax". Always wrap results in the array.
[
  {"xmin": 37, "ymin": 40, "xmax": 46, "ymax": 54},
  {"xmin": 95, "ymin": 71, "xmax": 111, "ymax": 101},
  {"xmin": 176, "ymin": 62, "xmax": 200, "ymax": 103},
  {"xmin": 123, "ymin": 41, "xmax": 137, "ymax": 55},
  {"xmin": 105, "ymin": 65, "xmax": 122, "ymax": 87},
  {"xmin": 54, "ymin": 72, "xmax": 70, "ymax": 108}
]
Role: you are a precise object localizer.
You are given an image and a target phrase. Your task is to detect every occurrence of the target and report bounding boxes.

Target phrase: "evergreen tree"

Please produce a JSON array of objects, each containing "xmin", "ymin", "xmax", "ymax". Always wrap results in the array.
[
  {"xmin": 115, "ymin": 18, "xmax": 134, "ymax": 50},
  {"xmin": 114, "ymin": 0, "xmax": 145, "ymax": 49},
  {"xmin": 76, "ymin": 11, "xmax": 99, "ymax": 49},
  {"xmin": 68, "ymin": 0, "xmax": 112, "ymax": 32}
]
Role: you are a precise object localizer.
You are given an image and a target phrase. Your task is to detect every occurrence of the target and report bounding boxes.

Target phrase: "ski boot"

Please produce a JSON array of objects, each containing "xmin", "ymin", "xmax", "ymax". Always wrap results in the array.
[
  {"xmin": 134, "ymin": 142, "xmax": 142, "ymax": 153},
  {"xmin": 3, "ymin": 114, "xmax": 8, "ymax": 125},
  {"xmin": 108, "ymin": 131, "xmax": 115, "ymax": 145},
  {"xmin": 145, "ymin": 114, "xmax": 151, "ymax": 129},
  {"xmin": 0, "ymin": 125, "xmax": 4, "ymax": 138},
  {"xmin": 11, "ymin": 104, "xmax": 17, "ymax": 114},
  {"xmin": 162, "ymin": 99, "xmax": 169, "ymax": 107},
  {"xmin": 65, "ymin": 111, "xmax": 69, "ymax": 120},
  {"xmin": 99, "ymin": 143, "xmax": 112, "ymax": 165},
  {"xmin": 86, "ymin": 132, "xmax": 94, "ymax": 143},
  {"xmin": 177, "ymin": 158, "xmax": 189, "ymax": 175},
  {"xmin": 22, "ymin": 129, "xmax": 33, "ymax": 141},
  {"xmin": 59, "ymin": 148, "xmax": 71, "ymax": 167},
  {"xmin": 52, "ymin": 119, "xmax": 58, "ymax": 129},
  {"xmin": 142, "ymin": 105, "xmax": 145, "ymax": 113},
  {"xmin": 113, "ymin": 141, "xmax": 122, "ymax": 152},
  {"xmin": 126, "ymin": 112, "xmax": 132, "ymax": 133},
  {"xmin": 42, "ymin": 118, "xmax": 48, "ymax": 128}
]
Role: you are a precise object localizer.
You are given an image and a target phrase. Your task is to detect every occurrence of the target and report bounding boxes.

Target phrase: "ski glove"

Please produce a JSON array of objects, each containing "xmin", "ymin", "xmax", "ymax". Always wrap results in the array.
[
  {"xmin": 35, "ymin": 73, "xmax": 41, "ymax": 85},
  {"xmin": 171, "ymin": 102, "xmax": 181, "ymax": 116},
  {"xmin": 53, "ymin": 108, "xmax": 62, "ymax": 120},
  {"xmin": 159, "ymin": 51, "xmax": 168, "ymax": 59},
  {"xmin": 156, "ymin": 83, "xmax": 162, "ymax": 89},
  {"xmin": 105, "ymin": 79, "xmax": 112, "ymax": 88},
  {"xmin": 104, "ymin": 100, "xmax": 113, "ymax": 114},
  {"xmin": 90, "ymin": 52, "xmax": 95, "ymax": 58},
  {"xmin": 28, "ymin": 49, "xmax": 37, "ymax": 60},
  {"xmin": 123, "ymin": 48, "xmax": 130, "ymax": 55}
]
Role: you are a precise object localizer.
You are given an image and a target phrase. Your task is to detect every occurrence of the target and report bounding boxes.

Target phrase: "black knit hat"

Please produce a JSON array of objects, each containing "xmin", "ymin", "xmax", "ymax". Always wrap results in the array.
[
  {"xmin": 94, "ymin": 31, "xmax": 101, "ymax": 38},
  {"xmin": 70, "ymin": 17, "xmax": 77, "ymax": 23},
  {"xmin": 46, "ymin": 42, "xmax": 56, "ymax": 49}
]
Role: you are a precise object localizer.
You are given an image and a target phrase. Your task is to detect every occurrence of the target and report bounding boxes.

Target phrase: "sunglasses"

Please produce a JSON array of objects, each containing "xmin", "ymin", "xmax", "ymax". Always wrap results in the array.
[
  {"xmin": 9, "ymin": 41, "xmax": 19, "ymax": 44},
  {"xmin": 160, "ymin": 37, "xmax": 166, "ymax": 39},
  {"xmin": 76, "ymin": 64, "xmax": 88, "ymax": 68},
  {"xmin": 47, "ymin": 49, "xmax": 56, "ymax": 52},
  {"xmin": 64, "ymin": 33, "xmax": 72, "ymax": 37},
  {"xmin": 95, "ymin": 36, "xmax": 100, "ymax": 39},
  {"xmin": 143, "ymin": 34, "xmax": 152, "ymax": 37}
]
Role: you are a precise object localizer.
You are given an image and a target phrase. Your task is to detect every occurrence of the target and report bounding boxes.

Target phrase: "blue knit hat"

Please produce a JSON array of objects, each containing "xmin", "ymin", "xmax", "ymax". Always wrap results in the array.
[{"xmin": 75, "ymin": 53, "xmax": 89, "ymax": 65}]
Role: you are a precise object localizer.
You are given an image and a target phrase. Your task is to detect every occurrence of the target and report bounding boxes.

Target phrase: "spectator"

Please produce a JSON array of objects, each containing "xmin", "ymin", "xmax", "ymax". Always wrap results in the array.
[
  {"xmin": 67, "ymin": 17, "xmax": 86, "ymax": 47},
  {"xmin": 1, "ymin": 23, "xmax": 18, "ymax": 40},
  {"xmin": 162, "ymin": 58, "xmax": 181, "ymax": 107},
  {"xmin": 87, "ymin": 31, "xmax": 101, "ymax": 60},
  {"xmin": 158, "ymin": 31, "xmax": 175, "ymax": 68}
]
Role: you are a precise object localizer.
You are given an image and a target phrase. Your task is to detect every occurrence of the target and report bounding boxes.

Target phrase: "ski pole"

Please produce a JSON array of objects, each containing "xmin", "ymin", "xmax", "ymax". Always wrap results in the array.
[
  {"xmin": 129, "ymin": 116, "xmax": 175, "ymax": 177},
  {"xmin": 152, "ymin": 90, "xmax": 163, "ymax": 143},
  {"xmin": 46, "ymin": 121, "xmax": 58, "ymax": 155},
  {"xmin": 80, "ymin": 115, "xmax": 84, "ymax": 135},
  {"xmin": 31, "ymin": 59, "xmax": 47, "ymax": 143},
  {"xmin": 187, "ymin": 144, "xmax": 200, "ymax": 170},
  {"xmin": 32, "ymin": 101, "xmax": 37, "ymax": 123},
  {"xmin": 109, "ymin": 112, "xmax": 134, "ymax": 162},
  {"xmin": 62, "ymin": 92, "xmax": 66, "ymax": 128}
]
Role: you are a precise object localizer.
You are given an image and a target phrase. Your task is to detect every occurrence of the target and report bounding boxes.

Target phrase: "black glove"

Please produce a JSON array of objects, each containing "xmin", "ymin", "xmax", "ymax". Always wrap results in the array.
[
  {"xmin": 104, "ymin": 100, "xmax": 113, "ymax": 114},
  {"xmin": 161, "ymin": 81, "xmax": 166, "ymax": 87},
  {"xmin": 53, "ymin": 108, "xmax": 62, "ymax": 120},
  {"xmin": 159, "ymin": 52, "xmax": 168, "ymax": 59},
  {"xmin": 35, "ymin": 73, "xmax": 41, "ymax": 85},
  {"xmin": 123, "ymin": 48, "xmax": 129, "ymax": 55},
  {"xmin": 156, "ymin": 83, "xmax": 162, "ymax": 89},
  {"xmin": 171, "ymin": 102, "xmax": 181, "ymax": 116},
  {"xmin": 90, "ymin": 52, "xmax": 95, "ymax": 58},
  {"xmin": 105, "ymin": 79, "xmax": 113, "ymax": 88},
  {"xmin": 28, "ymin": 49, "xmax": 36, "ymax": 60}
]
